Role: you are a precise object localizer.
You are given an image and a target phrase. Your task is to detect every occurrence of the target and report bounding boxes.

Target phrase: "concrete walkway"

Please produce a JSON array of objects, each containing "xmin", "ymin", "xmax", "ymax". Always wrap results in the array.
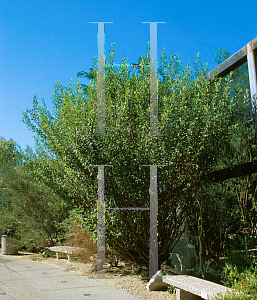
[{"xmin": 0, "ymin": 254, "xmax": 140, "ymax": 300}]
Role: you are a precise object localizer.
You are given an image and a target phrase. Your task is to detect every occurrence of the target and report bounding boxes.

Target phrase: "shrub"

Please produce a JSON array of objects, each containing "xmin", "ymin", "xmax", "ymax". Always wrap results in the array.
[
  {"xmin": 215, "ymin": 263, "xmax": 257, "ymax": 299},
  {"xmin": 22, "ymin": 44, "xmax": 244, "ymax": 266}
]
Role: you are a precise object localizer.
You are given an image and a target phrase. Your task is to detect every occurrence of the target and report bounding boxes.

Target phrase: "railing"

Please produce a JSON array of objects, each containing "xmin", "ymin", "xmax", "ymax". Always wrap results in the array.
[
  {"xmin": 205, "ymin": 37, "xmax": 257, "ymax": 81},
  {"xmin": 205, "ymin": 37, "xmax": 257, "ymax": 182}
]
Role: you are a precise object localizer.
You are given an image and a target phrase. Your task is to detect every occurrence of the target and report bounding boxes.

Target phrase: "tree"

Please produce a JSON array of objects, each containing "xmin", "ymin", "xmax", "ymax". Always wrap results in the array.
[
  {"xmin": 0, "ymin": 137, "xmax": 70, "ymax": 251},
  {"xmin": 0, "ymin": 138, "xmax": 22, "ymax": 235},
  {"xmin": 22, "ymin": 44, "xmax": 241, "ymax": 265},
  {"xmin": 76, "ymin": 67, "xmax": 96, "ymax": 95}
]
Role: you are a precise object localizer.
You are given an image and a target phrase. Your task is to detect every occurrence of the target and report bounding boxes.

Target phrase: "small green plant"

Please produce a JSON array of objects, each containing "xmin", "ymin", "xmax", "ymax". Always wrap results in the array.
[
  {"xmin": 216, "ymin": 263, "xmax": 257, "ymax": 299},
  {"xmin": 167, "ymin": 285, "xmax": 176, "ymax": 294},
  {"xmin": 41, "ymin": 249, "xmax": 56, "ymax": 258},
  {"xmin": 190, "ymin": 258, "xmax": 222, "ymax": 282},
  {"xmin": 194, "ymin": 259, "xmax": 213, "ymax": 277}
]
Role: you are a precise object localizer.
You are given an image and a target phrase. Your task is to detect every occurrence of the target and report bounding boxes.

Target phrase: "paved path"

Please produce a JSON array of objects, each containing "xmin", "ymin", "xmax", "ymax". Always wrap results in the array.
[{"xmin": 0, "ymin": 254, "xmax": 140, "ymax": 300}]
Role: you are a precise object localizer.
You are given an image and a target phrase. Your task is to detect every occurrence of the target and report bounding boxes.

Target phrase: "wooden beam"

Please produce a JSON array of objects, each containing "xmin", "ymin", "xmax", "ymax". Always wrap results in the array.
[
  {"xmin": 205, "ymin": 48, "xmax": 246, "ymax": 81},
  {"xmin": 207, "ymin": 161, "xmax": 257, "ymax": 182},
  {"xmin": 205, "ymin": 37, "xmax": 257, "ymax": 81},
  {"xmin": 246, "ymin": 41, "xmax": 257, "ymax": 149},
  {"xmin": 205, "ymin": 38, "xmax": 257, "ymax": 182},
  {"xmin": 247, "ymin": 41, "xmax": 257, "ymax": 103},
  {"xmin": 247, "ymin": 41, "xmax": 257, "ymax": 97},
  {"xmin": 253, "ymin": 37, "xmax": 257, "ymax": 55}
]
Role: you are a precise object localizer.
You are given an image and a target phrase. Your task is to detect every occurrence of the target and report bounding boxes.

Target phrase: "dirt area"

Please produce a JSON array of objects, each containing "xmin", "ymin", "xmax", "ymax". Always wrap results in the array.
[{"xmin": 19, "ymin": 251, "xmax": 176, "ymax": 300}]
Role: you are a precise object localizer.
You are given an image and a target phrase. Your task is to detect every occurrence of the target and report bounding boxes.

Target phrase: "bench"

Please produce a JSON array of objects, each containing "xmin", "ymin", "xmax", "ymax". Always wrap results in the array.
[
  {"xmin": 147, "ymin": 272, "xmax": 232, "ymax": 300},
  {"xmin": 164, "ymin": 275, "xmax": 232, "ymax": 299},
  {"xmin": 49, "ymin": 246, "xmax": 82, "ymax": 262}
]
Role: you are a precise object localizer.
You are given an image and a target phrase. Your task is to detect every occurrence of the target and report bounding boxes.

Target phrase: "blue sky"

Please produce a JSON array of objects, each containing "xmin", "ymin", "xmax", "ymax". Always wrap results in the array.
[{"xmin": 0, "ymin": 0, "xmax": 256, "ymax": 151}]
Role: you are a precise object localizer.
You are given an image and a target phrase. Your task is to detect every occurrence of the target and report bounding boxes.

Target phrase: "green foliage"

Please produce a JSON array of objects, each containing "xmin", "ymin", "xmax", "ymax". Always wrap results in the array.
[
  {"xmin": 167, "ymin": 284, "xmax": 176, "ymax": 294},
  {"xmin": 214, "ymin": 49, "xmax": 230, "ymax": 65},
  {"xmin": 41, "ymin": 249, "xmax": 56, "ymax": 258},
  {"xmin": 22, "ymin": 44, "xmax": 244, "ymax": 264},
  {"xmin": 215, "ymin": 263, "xmax": 257, "ymax": 299},
  {"xmin": 191, "ymin": 258, "xmax": 223, "ymax": 281},
  {"xmin": 76, "ymin": 67, "xmax": 97, "ymax": 95},
  {"xmin": 215, "ymin": 48, "xmax": 250, "ymax": 100},
  {"xmin": 186, "ymin": 47, "xmax": 256, "ymax": 277},
  {"xmin": 55, "ymin": 207, "xmax": 84, "ymax": 245},
  {"xmin": 0, "ymin": 137, "xmax": 70, "ymax": 252}
]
